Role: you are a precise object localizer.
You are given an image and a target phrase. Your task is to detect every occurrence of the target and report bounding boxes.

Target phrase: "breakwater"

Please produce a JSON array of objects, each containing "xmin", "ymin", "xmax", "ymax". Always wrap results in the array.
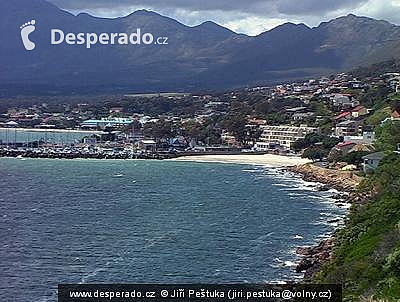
[{"xmin": 0, "ymin": 147, "xmax": 171, "ymax": 160}]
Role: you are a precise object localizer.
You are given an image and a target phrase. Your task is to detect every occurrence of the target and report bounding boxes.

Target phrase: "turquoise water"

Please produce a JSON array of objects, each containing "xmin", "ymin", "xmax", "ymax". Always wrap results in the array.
[{"xmin": 0, "ymin": 158, "xmax": 347, "ymax": 302}]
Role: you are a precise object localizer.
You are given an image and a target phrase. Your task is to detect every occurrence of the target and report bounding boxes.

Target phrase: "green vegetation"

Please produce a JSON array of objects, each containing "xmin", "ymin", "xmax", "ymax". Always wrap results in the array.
[
  {"xmin": 301, "ymin": 147, "xmax": 327, "ymax": 161},
  {"xmin": 294, "ymin": 133, "xmax": 341, "ymax": 161},
  {"xmin": 293, "ymin": 133, "xmax": 340, "ymax": 151},
  {"xmin": 352, "ymin": 59, "xmax": 400, "ymax": 79},
  {"xmin": 375, "ymin": 121, "xmax": 400, "ymax": 151},
  {"xmin": 315, "ymin": 122, "xmax": 400, "ymax": 301},
  {"xmin": 365, "ymin": 107, "xmax": 391, "ymax": 127}
]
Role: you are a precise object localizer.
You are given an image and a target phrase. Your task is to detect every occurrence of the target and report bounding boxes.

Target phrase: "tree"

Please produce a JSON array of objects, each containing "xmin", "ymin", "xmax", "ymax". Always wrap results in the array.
[
  {"xmin": 142, "ymin": 120, "xmax": 175, "ymax": 140},
  {"xmin": 292, "ymin": 133, "xmax": 340, "ymax": 152},
  {"xmin": 264, "ymin": 113, "xmax": 290, "ymax": 125},
  {"xmin": 223, "ymin": 114, "xmax": 248, "ymax": 145},
  {"xmin": 302, "ymin": 147, "xmax": 328, "ymax": 161},
  {"xmin": 341, "ymin": 151, "xmax": 370, "ymax": 165},
  {"xmin": 292, "ymin": 138, "xmax": 308, "ymax": 151},
  {"xmin": 375, "ymin": 121, "xmax": 400, "ymax": 151}
]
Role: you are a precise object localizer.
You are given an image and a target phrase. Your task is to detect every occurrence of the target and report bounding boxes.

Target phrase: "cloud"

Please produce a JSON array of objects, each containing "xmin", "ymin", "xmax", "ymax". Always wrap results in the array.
[
  {"xmin": 47, "ymin": 0, "xmax": 400, "ymax": 35},
  {"xmin": 355, "ymin": 0, "xmax": 400, "ymax": 24},
  {"xmin": 49, "ymin": 0, "xmax": 368, "ymax": 15}
]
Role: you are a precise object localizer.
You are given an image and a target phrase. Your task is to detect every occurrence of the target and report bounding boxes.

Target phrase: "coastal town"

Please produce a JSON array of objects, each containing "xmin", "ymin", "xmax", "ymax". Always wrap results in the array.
[
  {"xmin": 3, "ymin": 66, "xmax": 400, "ymax": 291},
  {"xmin": 1, "ymin": 67, "xmax": 399, "ymax": 171},
  {"xmin": 4, "ymin": 0, "xmax": 400, "ymax": 299}
]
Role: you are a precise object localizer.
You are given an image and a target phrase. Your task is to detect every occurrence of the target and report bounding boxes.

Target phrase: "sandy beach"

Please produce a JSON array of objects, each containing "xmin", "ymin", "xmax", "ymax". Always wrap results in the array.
[{"xmin": 172, "ymin": 153, "xmax": 312, "ymax": 167}]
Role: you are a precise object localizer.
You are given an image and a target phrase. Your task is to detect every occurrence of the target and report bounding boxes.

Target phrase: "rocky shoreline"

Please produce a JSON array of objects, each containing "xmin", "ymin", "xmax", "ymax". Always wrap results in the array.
[
  {"xmin": 295, "ymin": 238, "xmax": 334, "ymax": 279},
  {"xmin": 287, "ymin": 164, "xmax": 374, "ymax": 203},
  {"xmin": 287, "ymin": 164, "xmax": 360, "ymax": 191},
  {"xmin": 285, "ymin": 164, "xmax": 372, "ymax": 280}
]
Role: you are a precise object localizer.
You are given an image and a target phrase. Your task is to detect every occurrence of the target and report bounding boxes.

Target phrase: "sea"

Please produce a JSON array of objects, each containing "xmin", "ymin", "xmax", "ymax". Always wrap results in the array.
[{"xmin": 0, "ymin": 158, "xmax": 349, "ymax": 302}]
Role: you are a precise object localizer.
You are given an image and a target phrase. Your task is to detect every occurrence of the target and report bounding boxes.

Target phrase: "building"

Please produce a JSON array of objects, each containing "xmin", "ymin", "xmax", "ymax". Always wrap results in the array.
[
  {"xmin": 343, "ymin": 131, "xmax": 375, "ymax": 145},
  {"xmin": 139, "ymin": 139, "xmax": 157, "ymax": 152},
  {"xmin": 285, "ymin": 107, "xmax": 314, "ymax": 121},
  {"xmin": 334, "ymin": 111, "xmax": 351, "ymax": 123},
  {"xmin": 81, "ymin": 118, "xmax": 133, "ymax": 129},
  {"xmin": 387, "ymin": 76, "xmax": 400, "ymax": 92},
  {"xmin": 169, "ymin": 137, "xmax": 189, "ymax": 150},
  {"xmin": 362, "ymin": 152, "xmax": 386, "ymax": 173},
  {"xmin": 221, "ymin": 132, "xmax": 239, "ymax": 146},
  {"xmin": 3, "ymin": 121, "xmax": 19, "ymax": 127},
  {"xmin": 255, "ymin": 125, "xmax": 316, "ymax": 151},
  {"xmin": 335, "ymin": 120, "xmax": 361, "ymax": 136},
  {"xmin": 292, "ymin": 112, "xmax": 314, "ymax": 121},
  {"xmin": 348, "ymin": 80, "xmax": 365, "ymax": 89},
  {"xmin": 331, "ymin": 94, "xmax": 360, "ymax": 109},
  {"xmin": 331, "ymin": 141, "xmax": 357, "ymax": 155},
  {"xmin": 351, "ymin": 105, "xmax": 368, "ymax": 118}
]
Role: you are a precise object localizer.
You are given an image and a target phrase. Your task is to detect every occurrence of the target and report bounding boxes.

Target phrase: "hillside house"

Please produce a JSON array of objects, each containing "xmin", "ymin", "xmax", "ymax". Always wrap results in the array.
[
  {"xmin": 331, "ymin": 94, "xmax": 360, "ymax": 109},
  {"xmin": 362, "ymin": 152, "xmax": 385, "ymax": 173},
  {"xmin": 335, "ymin": 111, "xmax": 351, "ymax": 123},
  {"xmin": 335, "ymin": 120, "xmax": 360, "ymax": 136},
  {"xmin": 351, "ymin": 105, "xmax": 368, "ymax": 118},
  {"xmin": 343, "ymin": 131, "xmax": 375, "ymax": 145}
]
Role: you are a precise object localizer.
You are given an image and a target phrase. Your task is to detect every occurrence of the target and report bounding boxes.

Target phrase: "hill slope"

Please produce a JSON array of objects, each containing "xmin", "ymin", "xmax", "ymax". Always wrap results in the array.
[{"xmin": 2, "ymin": 0, "xmax": 400, "ymax": 94}]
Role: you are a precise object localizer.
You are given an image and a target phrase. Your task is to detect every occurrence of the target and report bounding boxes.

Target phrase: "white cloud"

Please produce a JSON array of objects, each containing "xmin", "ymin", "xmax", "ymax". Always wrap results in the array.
[
  {"xmin": 50, "ymin": 0, "xmax": 400, "ymax": 35},
  {"xmin": 223, "ymin": 16, "xmax": 290, "ymax": 36},
  {"xmin": 354, "ymin": 0, "xmax": 400, "ymax": 23}
]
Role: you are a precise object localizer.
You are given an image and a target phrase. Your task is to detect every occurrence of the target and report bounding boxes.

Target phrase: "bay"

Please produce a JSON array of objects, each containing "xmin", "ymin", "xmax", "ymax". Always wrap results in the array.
[{"xmin": 0, "ymin": 158, "xmax": 347, "ymax": 302}]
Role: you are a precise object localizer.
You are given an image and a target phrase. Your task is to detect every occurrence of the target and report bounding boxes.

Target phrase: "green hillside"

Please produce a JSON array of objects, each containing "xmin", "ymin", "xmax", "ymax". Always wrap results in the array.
[{"xmin": 315, "ymin": 121, "xmax": 400, "ymax": 301}]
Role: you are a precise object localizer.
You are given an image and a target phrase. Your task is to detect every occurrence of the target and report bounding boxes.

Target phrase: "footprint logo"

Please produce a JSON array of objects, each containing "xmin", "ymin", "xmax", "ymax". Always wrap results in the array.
[{"xmin": 20, "ymin": 20, "xmax": 36, "ymax": 51}]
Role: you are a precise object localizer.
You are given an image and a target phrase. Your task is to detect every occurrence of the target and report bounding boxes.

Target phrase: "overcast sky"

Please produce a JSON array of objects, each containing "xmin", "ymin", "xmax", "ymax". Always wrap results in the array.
[{"xmin": 47, "ymin": 0, "xmax": 400, "ymax": 35}]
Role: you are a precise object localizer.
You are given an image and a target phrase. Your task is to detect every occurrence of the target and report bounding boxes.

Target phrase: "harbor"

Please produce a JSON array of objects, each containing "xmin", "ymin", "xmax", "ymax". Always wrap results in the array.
[{"xmin": 0, "ymin": 127, "xmax": 288, "ymax": 161}]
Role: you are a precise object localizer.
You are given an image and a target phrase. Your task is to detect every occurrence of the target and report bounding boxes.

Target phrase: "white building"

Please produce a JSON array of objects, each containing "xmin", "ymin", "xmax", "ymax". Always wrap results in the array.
[
  {"xmin": 81, "ymin": 118, "xmax": 133, "ymax": 129},
  {"xmin": 343, "ymin": 132, "xmax": 375, "ymax": 145},
  {"xmin": 330, "ymin": 94, "xmax": 360, "ymax": 109},
  {"xmin": 255, "ymin": 125, "xmax": 317, "ymax": 150}
]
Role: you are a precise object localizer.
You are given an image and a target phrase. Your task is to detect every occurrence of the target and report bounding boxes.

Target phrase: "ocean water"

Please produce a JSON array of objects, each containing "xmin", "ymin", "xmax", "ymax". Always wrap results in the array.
[{"xmin": 0, "ymin": 158, "xmax": 348, "ymax": 302}]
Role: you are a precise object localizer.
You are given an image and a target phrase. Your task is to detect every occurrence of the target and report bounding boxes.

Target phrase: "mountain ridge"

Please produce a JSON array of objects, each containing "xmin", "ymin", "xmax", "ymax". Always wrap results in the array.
[{"xmin": 1, "ymin": 0, "xmax": 400, "ymax": 95}]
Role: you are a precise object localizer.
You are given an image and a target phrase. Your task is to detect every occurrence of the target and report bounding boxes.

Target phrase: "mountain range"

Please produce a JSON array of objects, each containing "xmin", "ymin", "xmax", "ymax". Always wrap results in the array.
[{"xmin": 1, "ymin": 0, "xmax": 400, "ymax": 95}]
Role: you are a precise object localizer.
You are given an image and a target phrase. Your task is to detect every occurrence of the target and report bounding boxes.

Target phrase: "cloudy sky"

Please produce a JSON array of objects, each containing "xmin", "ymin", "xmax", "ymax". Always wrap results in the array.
[{"xmin": 47, "ymin": 0, "xmax": 400, "ymax": 35}]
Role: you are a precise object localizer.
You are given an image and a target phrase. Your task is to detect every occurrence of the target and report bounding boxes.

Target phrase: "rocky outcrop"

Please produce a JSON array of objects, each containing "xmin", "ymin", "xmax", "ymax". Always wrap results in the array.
[
  {"xmin": 287, "ymin": 164, "xmax": 377, "ymax": 204},
  {"xmin": 287, "ymin": 164, "xmax": 361, "ymax": 193},
  {"xmin": 296, "ymin": 238, "xmax": 334, "ymax": 279},
  {"xmin": 289, "ymin": 163, "xmax": 378, "ymax": 279}
]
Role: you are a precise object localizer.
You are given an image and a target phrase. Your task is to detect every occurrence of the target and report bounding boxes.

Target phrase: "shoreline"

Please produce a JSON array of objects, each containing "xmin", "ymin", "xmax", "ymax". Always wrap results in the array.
[
  {"xmin": 286, "ymin": 163, "xmax": 371, "ymax": 279},
  {"xmin": 0, "ymin": 149, "xmax": 312, "ymax": 165},
  {"xmin": 286, "ymin": 164, "xmax": 361, "ymax": 193},
  {"xmin": 175, "ymin": 157, "xmax": 352, "ymax": 281}
]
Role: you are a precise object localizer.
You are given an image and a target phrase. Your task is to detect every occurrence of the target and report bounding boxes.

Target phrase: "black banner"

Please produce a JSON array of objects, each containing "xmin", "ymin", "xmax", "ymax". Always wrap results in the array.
[{"xmin": 58, "ymin": 284, "xmax": 342, "ymax": 302}]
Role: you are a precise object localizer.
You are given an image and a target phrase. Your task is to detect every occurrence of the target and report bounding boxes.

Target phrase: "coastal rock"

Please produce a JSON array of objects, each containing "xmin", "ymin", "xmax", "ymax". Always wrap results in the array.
[
  {"xmin": 296, "ymin": 258, "xmax": 315, "ymax": 273},
  {"xmin": 286, "ymin": 164, "xmax": 362, "ymax": 199},
  {"xmin": 317, "ymin": 185, "xmax": 330, "ymax": 192},
  {"xmin": 295, "ymin": 238, "xmax": 334, "ymax": 279},
  {"xmin": 288, "ymin": 163, "xmax": 379, "ymax": 279},
  {"xmin": 296, "ymin": 247, "xmax": 311, "ymax": 256}
]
